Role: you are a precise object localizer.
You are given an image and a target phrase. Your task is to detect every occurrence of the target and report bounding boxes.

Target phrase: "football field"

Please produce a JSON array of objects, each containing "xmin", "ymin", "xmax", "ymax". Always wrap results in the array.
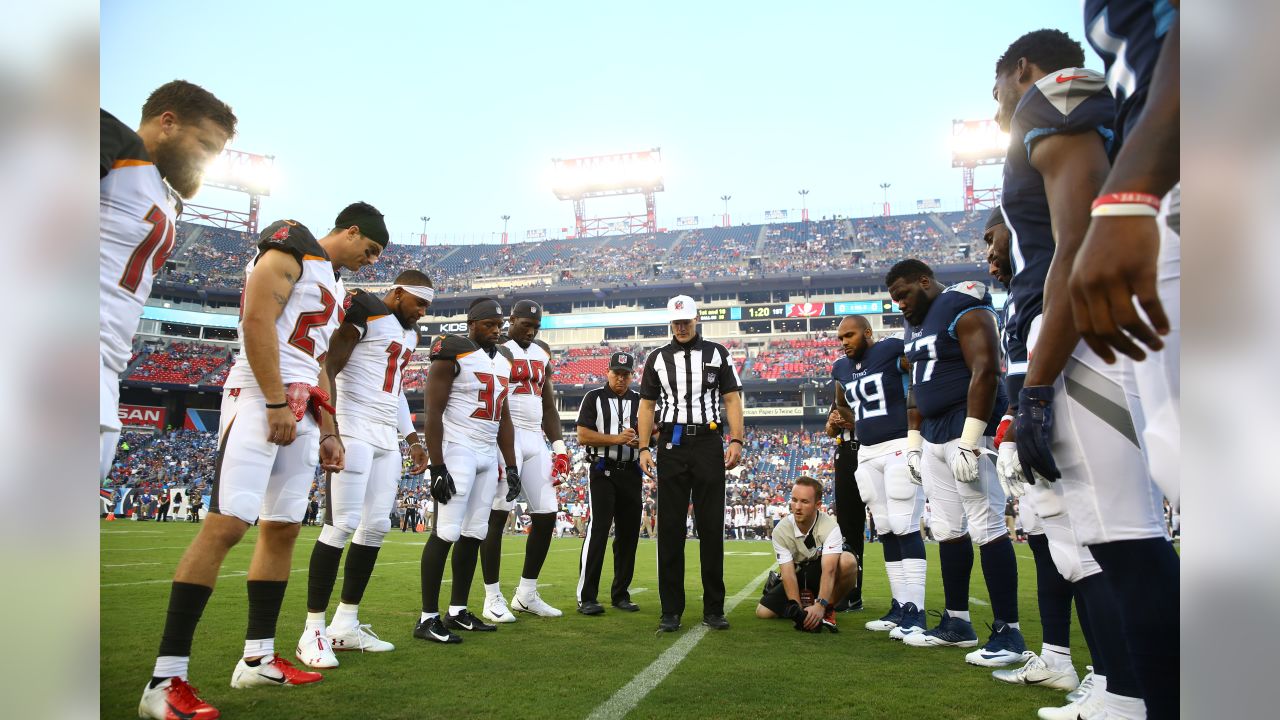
[{"xmin": 102, "ymin": 522, "xmax": 1090, "ymax": 719}]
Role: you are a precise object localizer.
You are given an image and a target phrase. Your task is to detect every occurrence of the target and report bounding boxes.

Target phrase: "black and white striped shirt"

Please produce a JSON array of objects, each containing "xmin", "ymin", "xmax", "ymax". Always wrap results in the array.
[
  {"xmin": 639, "ymin": 335, "xmax": 742, "ymax": 426},
  {"xmin": 576, "ymin": 386, "xmax": 641, "ymax": 462}
]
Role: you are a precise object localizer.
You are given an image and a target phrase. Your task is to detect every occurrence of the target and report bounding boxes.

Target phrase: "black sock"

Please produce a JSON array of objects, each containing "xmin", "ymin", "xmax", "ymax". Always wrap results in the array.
[
  {"xmin": 897, "ymin": 530, "xmax": 926, "ymax": 559},
  {"xmin": 306, "ymin": 540, "xmax": 344, "ymax": 613},
  {"xmin": 245, "ymin": 580, "xmax": 288, "ymax": 641},
  {"xmin": 450, "ymin": 536, "xmax": 483, "ymax": 608},
  {"xmin": 979, "ymin": 534, "xmax": 1019, "ymax": 624},
  {"xmin": 1028, "ymin": 533, "xmax": 1073, "ymax": 648},
  {"xmin": 938, "ymin": 537, "xmax": 974, "ymax": 613},
  {"xmin": 420, "ymin": 534, "xmax": 452, "ymax": 614},
  {"xmin": 480, "ymin": 510, "xmax": 508, "ymax": 585},
  {"xmin": 1089, "ymin": 538, "xmax": 1179, "ymax": 717},
  {"xmin": 1075, "ymin": 572, "xmax": 1142, "ymax": 698},
  {"xmin": 520, "ymin": 513, "xmax": 556, "ymax": 580},
  {"xmin": 152, "ymin": 582, "xmax": 213, "ymax": 687},
  {"xmin": 1074, "ymin": 581, "xmax": 1107, "ymax": 678},
  {"xmin": 339, "ymin": 542, "xmax": 381, "ymax": 606}
]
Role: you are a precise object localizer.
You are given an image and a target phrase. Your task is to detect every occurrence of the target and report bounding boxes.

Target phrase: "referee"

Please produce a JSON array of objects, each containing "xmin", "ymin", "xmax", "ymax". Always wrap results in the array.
[
  {"xmin": 637, "ymin": 295, "xmax": 744, "ymax": 632},
  {"xmin": 574, "ymin": 352, "xmax": 643, "ymax": 616}
]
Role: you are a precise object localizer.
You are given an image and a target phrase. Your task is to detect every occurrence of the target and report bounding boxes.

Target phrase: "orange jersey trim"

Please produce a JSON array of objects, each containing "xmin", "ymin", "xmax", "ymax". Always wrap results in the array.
[
  {"xmin": 111, "ymin": 158, "xmax": 154, "ymax": 169},
  {"xmin": 302, "ymin": 254, "xmax": 327, "ymax": 262}
]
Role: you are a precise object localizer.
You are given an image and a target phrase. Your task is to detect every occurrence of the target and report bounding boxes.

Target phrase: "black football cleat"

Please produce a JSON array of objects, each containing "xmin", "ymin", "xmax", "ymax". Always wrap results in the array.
[
  {"xmin": 413, "ymin": 617, "xmax": 461, "ymax": 644},
  {"xmin": 658, "ymin": 614, "xmax": 681, "ymax": 632},
  {"xmin": 444, "ymin": 609, "xmax": 496, "ymax": 632},
  {"xmin": 578, "ymin": 601, "xmax": 605, "ymax": 616},
  {"xmin": 702, "ymin": 614, "xmax": 730, "ymax": 630}
]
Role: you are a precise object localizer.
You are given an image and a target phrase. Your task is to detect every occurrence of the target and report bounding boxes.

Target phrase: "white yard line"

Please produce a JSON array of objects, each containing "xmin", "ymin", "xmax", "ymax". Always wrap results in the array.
[
  {"xmin": 586, "ymin": 566, "xmax": 774, "ymax": 720},
  {"xmin": 968, "ymin": 596, "xmax": 990, "ymax": 606}
]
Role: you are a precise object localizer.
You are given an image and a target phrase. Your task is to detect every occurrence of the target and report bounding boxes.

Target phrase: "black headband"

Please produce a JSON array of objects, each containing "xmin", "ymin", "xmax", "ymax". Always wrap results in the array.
[
  {"xmin": 511, "ymin": 300, "xmax": 541, "ymax": 320},
  {"xmin": 468, "ymin": 299, "xmax": 503, "ymax": 322},
  {"xmin": 336, "ymin": 210, "xmax": 389, "ymax": 247},
  {"xmin": 984, "ymin": 207, "xmax": 1005, "ymax": 232}
]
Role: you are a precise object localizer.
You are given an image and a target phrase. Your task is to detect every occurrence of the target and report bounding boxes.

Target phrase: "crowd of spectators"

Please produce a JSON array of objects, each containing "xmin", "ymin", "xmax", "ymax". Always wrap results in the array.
[
  {"xmin": 748, "ymin": 335, "xmax": 840, "ymax": 380},
  {"xmin": 127, "ymin": 341, "xmax": 235, "ymax": 385}
]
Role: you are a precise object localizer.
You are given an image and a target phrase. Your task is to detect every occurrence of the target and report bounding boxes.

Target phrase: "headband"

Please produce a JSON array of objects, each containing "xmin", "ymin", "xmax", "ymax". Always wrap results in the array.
[
  {"xmin": 397, "ymin": 285, "xmax": 435, "ymax": 303},
  {"xmin": 984, "ymin": 207, "xmax": 1005, "ymax": 232},
  {"xmin": 467, "ymin": 299, "xmax": 503, "ymax": 322}
]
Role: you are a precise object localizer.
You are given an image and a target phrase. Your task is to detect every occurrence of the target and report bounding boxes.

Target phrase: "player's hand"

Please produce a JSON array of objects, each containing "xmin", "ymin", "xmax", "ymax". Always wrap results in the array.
[
  {"xmin": 266, "ymin": 405, "xmax": 298, "ymax": 446},
  {"xmin": 948, "ymin": 441, "xmax": 982, "ymax": 484},
  {"xmin": 802, "ymin": 603, "xmax": 824, "ymax": 631},
  {"xmin": 407, "ymin": 444, "xmax": 429, "ymax": 475},
  {"xmin": 905, "ymin": 449, "xmax": 923, "ymax": 486},
  {"xmin": 1016, "ymin": 386, "xmax": 1061, "ymax": 482},
  {"xmin": 829, "ymin": 409, "xmax": 852, "ymax": 429},
  {"xmin": 617, "ymin": 427, "xmax": 638, "ymax": 446},
  {"xmin": 996, "ymin": 441, "xmax": 1027, "ymax": 498},
  {"xmin": 505, "ymin": 465, "xmax": 522, "ymax": 502},
  {"xmin": 430, "ymin": 465, "xmax": 456, "ymax": 504},
  {"xmin": 1069, "ymin": 215, "xmax": 1169, "ymax": 363},
  {"xmin": 724, "ymin": 441, "xmax": 742, "ymax": 471},
  {"xmin": 639, "ymin": 450, "xmax": 656, "ymax": 478},
  {"xmin": 319, "ymin": 434, "xmax": 345, "ymax": 472}
]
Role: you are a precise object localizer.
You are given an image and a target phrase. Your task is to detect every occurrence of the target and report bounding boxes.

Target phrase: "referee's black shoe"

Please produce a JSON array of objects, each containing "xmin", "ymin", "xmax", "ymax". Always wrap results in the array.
[
  {"xmin": 658, "ymin": 614, "xmax": 681, "ymax": 632},
  {"xmin": 613, "ymin": 600, "xmax": 640, "ymax": 612},
  {"xmin": 702, "ymin": 614, "xmax": 730, "ymax": 630},
  {"xmin": 578, "ymin": 601, "xmax": 605, "ymax": 616}
]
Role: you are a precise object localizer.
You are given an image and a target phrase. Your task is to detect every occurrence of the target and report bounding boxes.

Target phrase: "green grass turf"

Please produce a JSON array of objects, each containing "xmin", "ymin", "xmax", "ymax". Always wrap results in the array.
[{"xmin": 102, "ymin": 521, "xmax": 1091, "ymax": 719}]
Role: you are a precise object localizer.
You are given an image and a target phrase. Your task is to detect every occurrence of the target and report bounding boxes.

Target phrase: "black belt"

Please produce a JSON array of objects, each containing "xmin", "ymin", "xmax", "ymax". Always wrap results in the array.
[
  {"xmin": 662, "ymin": 423, "xmax": 720, "ymax": 437},
  {"xmin": 591, "ymin": 457, "xmax": 639, "ymax": 471}
]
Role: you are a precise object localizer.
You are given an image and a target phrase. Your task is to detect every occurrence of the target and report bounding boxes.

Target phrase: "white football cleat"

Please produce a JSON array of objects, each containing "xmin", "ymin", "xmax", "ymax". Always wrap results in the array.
[
  {"xmin": 992, "ymin": 651, "xmax": 1080, "ymax": 691},
  {"xmin": 1066, "ymin": 666, "xmax": 1097, "ymax": 704},
  {"xmin": 295, "ymin": 628, "xmax": 339, "ymax": 669},
  {"xmin": 231, "ymin": 654, "xmax": 322, "ymax": 688},
  {"xmin": 327, "ymin": 623, "xmax": 395, "ymax": 652},
  {"xmin": 482, "ymin": 594, "xmax": 517, "ymax": 624},
  {"xmin": 512, "ymin": 590, "xmax": 563, "ymax": 618},
  {"xmin": 1038, "ymin": 670, "xmax": 1105, "ymax": 720}
]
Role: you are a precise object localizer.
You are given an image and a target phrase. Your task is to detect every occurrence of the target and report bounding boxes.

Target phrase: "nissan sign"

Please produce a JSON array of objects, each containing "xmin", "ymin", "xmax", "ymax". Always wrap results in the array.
[{"xmin": 119, "ymin": 404, "xmax": 166, "ymax": 429}]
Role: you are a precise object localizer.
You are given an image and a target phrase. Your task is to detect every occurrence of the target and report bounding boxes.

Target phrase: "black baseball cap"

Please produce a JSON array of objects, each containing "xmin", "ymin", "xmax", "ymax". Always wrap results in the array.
[{"xmin": 609, "ymin": 352, "xmax": 635, "ymax": 373}]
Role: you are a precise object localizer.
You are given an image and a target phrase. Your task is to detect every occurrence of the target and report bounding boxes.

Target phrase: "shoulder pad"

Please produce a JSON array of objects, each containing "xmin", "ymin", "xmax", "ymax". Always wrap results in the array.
[
  {"xmin": 257, "ymin": 219, "xmax": 326, "ymax": 262},
  {"xmin": 532, "ymin": 338, "xmax": 552, "ymax": 356},
  {"xmin": 495, "ymin": 344, "xmax": 515, "ymax": 362},
  {"xmin": 100, "ymin": 110, "xmax": 149, "ymax": 170},
  {"xmin": 429, "ymin": 334, "xmax": 478, "ymax": 361},
  {"xmin": 831, "ymin": 356, "xmax": 850, "ymax": 380},
  {"xmin": 341, "ymin": 289, "xmax": 388, "ymax": 329},
  {"xmin": 1031, "ymin": 68, "xmax": 1109, "ymax": 116},
  {"xmin": 1014, "ymin": 69, "xmax": 1115, "ymax": 152},
  {"xmin": 944, "ymin": 280, "xmax": 989, "ymax": 301}
]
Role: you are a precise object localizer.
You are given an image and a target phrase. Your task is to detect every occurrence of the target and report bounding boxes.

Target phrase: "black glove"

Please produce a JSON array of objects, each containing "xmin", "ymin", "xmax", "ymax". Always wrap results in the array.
[
  {"xmin": 781, "ymin": 600, "xmax": 807, "ymax": 631},
  {"xmin": 504, "ymin": 465, "xmax": 521, "ymax": 502},
  {"xmin": 430, "ymin": 465, "xmax": 456, "ymax": 504}
]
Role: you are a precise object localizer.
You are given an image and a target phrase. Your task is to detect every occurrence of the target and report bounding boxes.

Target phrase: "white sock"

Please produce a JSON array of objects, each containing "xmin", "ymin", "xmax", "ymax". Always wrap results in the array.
[
  {"xmin": 447, "ymin": 605, "xmax": 467, "ymax": 617},
  {"xmin": 517, "ymin": 577, "xmax": 537, "ymax": 595},
  {"xmin": 331, "ymin": 602, "xmax": 359, "ymax": 628},
  {"xmin": 1102, "ymin": 690, "xmax": 1147, "ymax": 719},
  {"xmin": 420, "ymin": 611, "xmax": 439, "ymax": 623},
  {"xmin": 902, "ymin": 557, "xmax": 927, "ymax": 608},
  {"xmin": 1042, "ymin": 643, "xmax": 1072, "ymax": 671},
  {"xmin": 947, "ymin": 609, "xmax": 971, "ymax": 622},
  {"xmin": 153, "ymin": 655, "xmax": 189, "ymax": 681},
  {"xmin": 305, "ymin": 611, "xmax": 326, "ymax": 631},
  {"xmin": 484, "ymin": 582, "xmax": 502, "ymax": 598},
  {"xmin": 1006, "ymin": 621, "xmax": 1021, "ymax": 630},
  {"xmin": 242, "ymin": 637, "xmax": 273, "ymax": 660},
  {"xmin": 884, "ymin": 560, "xmax": 904, "ymax": 602}
]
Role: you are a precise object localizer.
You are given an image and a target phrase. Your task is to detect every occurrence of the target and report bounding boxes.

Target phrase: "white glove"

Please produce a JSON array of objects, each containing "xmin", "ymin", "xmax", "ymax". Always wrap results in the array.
[
  {"xmin": 905, "ymin": 429, "xmax": 924, "ymax": 486},
  {"xmin": 948, "ymin": 417, "xmax": 988, "ymax": 484},
  {"xmin": 996, "ymin": 441, "xmax": 1027, "ymax": 498}
]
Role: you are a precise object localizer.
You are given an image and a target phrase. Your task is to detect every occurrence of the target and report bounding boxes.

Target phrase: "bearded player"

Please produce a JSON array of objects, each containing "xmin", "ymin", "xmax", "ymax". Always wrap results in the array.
[
  {"xmin": 478, "ymin": 300, "xmax": 570, "ymax": 622},
  {"xmin": 138, "ymin": 206, "xmax": 388, "ymax": 719},
  {"xmin": 414, "ymin": 298, "xmax": 520, "ymax": 644},
  {"xmin": 830, "ymin": 315, "xmax": 928, "ymax": 639},
  {"xmin": 101, "ymin": 81, "xmax": 235, "ymax": 482},
  {"xmin": 295, "ymin": 270, "xmax": 434, "ymax": 668}
]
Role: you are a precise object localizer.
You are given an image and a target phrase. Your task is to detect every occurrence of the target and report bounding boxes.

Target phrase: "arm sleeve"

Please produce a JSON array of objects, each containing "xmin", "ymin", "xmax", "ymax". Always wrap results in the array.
[
  {"xmin": 638, "ymin": 351, "xmax": 662, "ymax": 401},
  {"xmin": 398, "ymin": 393, "xmax": 416, "ymax": 438},
  {"xmin": 575, "ymin": 390, "xmax": 598, "ymax": 429},
  {"xmin": 718, "ymin": 345, "xmax": 743, "ymax": 394}
]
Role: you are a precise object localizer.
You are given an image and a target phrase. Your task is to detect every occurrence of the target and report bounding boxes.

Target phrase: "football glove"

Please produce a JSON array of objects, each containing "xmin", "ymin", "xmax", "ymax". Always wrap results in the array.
[
  {"xmin": 429, "ymin": 465, "xmax": 456, "ymax": 504},
  {"xmin": 905, "ymin": 449, "xmax": 923, "ymax": 485},
  {"xmin": 1016, "ymin": 386, "xmax": 1061, "ymax": 482},
  {"xmin": 993, "ymin": 414, "xmax": 1013, "ymax": 449},
  {"xmin": 504, "ymin": 465, "xmax": 522, "ymax": 502},
  {"xmin": 996, "ymin": 441, "xmax": 1027, "ymax": 498},
  {"xmin": 551, "ymin": 439, "xmax": 570, "ymax": 486},
  {"xmin": 948, "ymin": 443, "xmax": 982, "ymax": 484}
]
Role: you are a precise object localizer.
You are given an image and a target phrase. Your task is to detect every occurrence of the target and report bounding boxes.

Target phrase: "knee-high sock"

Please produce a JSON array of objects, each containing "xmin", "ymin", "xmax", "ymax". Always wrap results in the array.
[
  {"xmin": 152, "ymin": 582, "xmax": 213, "ymax": 684},
  {"xmin": 338, "ymin": 542, "xmax": 381, "ymax": 607},
  {"xmin": 880, "ymin": 532, "xmax": 903, "ymax": 601},
  {"xmin": 938, "ymin": 537, "xmax": 974, "ymax": 614},
  {"xmin": 520, "ymin": 512, "xmax": 556, "ymax": 582},
  {"xmin": 1076, "ymin": 570, "xmax": 1142, "ymax": 701},
  {"xmin": 420, "ymin": 534, "xmax": 451, "ymax": 614},
  {"xmin": 1074, "ymin": 580, "xmax": 1107, "ymax": 679},
  {"xmin": 245, "ymin": 580, "xmax": 288, "ymax": 644},
  {"xmin": 1028, "ymin": 533, "xmax": 1073, "ymax": 648},
  {"xmin": 480, "ymin": 510, "xmax": 508, "ymax": 585},
  {"xmin": 449, "ymin": 537, "xmax": 483, "ymax": 608},
  {"xmin": 897, "ymin": 531, "xmax": 928, "ymax": 609},
  {"xmin": 307, "ymin": 541, "xmax": 343, "ymax": 613},
  {"xmin": 979, "ymin": 534, "xmax": 1019, "ymax": 624}
]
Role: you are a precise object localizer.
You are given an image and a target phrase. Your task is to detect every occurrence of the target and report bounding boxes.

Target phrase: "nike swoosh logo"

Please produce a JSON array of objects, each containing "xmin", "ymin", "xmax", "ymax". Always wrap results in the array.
[
  {"xmin": 980, "ymin": 652, "xmax": 1007, "ymax": 659},
  {"xmin": 1025, "ymin": 677, "xmax": 1050, "ymax": 685},
  {"xmin": 167, "ymin": 702, "xmax": 197, "ymax": 720},
  {"xmin": 1055, "ymin": 74, "xmax": 1087, "ymax": 83},
  {"xmin": 259, "ymin": 672, "xmax": 288, "ymax": 684},
  {"xmin": 430, "ymin": 630, "xmax": 451, "ymax": 641}
]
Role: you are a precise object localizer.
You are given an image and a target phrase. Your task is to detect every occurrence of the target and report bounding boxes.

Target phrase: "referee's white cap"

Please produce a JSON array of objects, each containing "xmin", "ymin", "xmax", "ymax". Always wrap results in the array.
[{"xmin": 667, "ymin": 294, "xmax": 698, "ymax": 321}]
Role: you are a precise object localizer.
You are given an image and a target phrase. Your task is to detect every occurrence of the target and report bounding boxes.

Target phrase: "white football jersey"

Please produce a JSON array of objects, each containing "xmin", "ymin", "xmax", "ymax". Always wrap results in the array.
[
  {"xmin": 224, "ymin": 221, "xmax": 342, "ymax": 389},
  {"xmin": 503, "ymin": 337, "xmax": 552, "ymax": 433},
  {"xmin": 99, "ymin": 110, "xmax": 181, "ymax": 374},
  {"xmin": 335, "ymin": 290, "xmax": 418, "ymax": 426},
  {"xmin": 431, "ymin": 334, "xmax": 512, "ymax": 451}
]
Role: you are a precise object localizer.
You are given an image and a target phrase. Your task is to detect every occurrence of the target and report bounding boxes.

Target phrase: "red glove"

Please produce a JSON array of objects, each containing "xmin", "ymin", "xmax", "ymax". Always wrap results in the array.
[
  {"xmin": 551, "ymin": 454, "xmax": 570, "ymax": 485},
  {"xmin": 285, "ymin": 383, "xmax": 335, "ymax": 423},
  {"xmin": 993, "ymin": 414, "xmax": 1013, "ymax": 449},
  {"xmin": 308, "ymin": 385, "xmax": 335, "ymax": 424}
]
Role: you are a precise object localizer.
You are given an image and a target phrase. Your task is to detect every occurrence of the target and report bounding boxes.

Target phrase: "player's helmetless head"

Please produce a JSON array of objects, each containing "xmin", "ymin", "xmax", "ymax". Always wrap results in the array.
[
  {"xmin": 467, "ymin": 298, "xmax": 504, "ymax": 348},
  {"xmin": 983, "ymin": 218, "xmax": 1013, "ymax": 288},
  {"xmin": 992, "ymin": 29, "xmax": 1086, "ymax": 132},
  {"xmin": 607, "ymin": 368, "xmax": 632, "ymax": 394},
  {"xmin": 837, "ymin": 315, "xmax": 873, "ymax": 359},
  {"xmin": 885, "ymin": 259, "xmax": 937, "ymax": 326},
  {"xmin": 138, "ymin": 80, "xmax": 236, "ymax": 199},
  {"xmin": 328, "ymin": 202, "xmax": 388, "ymax": 271},
  {"xmin": 388, "ymin": 269, "xmax": 433, "ymax": 326},
  {"xmin": 671, "ymin": 317, "xmax": 697, "ymax": 342},
  {"xmin": 789, "ymin": 476, "xmax": 822, "ymax": 526},
  {"xmin": 508, "ymin": 301, "xmax": 543, "ymax": 345}
]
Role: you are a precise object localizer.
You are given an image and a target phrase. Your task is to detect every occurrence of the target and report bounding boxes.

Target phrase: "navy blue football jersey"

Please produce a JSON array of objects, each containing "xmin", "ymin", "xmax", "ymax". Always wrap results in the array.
[
  {"xmin": 1083, "ymin": 0, "xmax": 1176, "ymax": 152},
  {"xmin": 904, "ymin": 282, "xmax": 1008, "ymax": 444},
  {"xmin": 1000, "ymin": 301, "xmax": 1027, "ymax": 407},
  {"xmin": 832, "ymin": 336, "xmax": 908, "ymax": 446},
  {"xmin": 1001, "ymin": 68, "xmax": 1115, "ymax": 349}
]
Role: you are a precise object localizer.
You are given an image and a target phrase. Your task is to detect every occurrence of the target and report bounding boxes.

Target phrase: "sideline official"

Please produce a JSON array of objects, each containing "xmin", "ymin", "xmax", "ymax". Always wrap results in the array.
[
  {"xmin": 574, "ymin": 352, "xmax": 644, "ymax": 616},
  {"xmin": 637, "ymin": 295, "xmax": 745, "ymax": 633}
]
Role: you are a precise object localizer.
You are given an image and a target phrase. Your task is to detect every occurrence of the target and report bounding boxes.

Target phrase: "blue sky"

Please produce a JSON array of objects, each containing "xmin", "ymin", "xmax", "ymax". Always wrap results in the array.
[{"xmin": 101, "ymin": 1, "xmax": 1100, "ymax": 245}]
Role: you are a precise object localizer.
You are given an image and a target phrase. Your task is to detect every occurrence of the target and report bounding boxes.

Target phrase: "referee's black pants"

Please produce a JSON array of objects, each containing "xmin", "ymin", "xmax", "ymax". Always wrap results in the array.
[
  {"xmin": 656, "ymin": 433, "xmax": 726, "ymax": 617},
  {"xmin": 833, "ymin": 439, "xmax": 865, "ymax": 603},
  {"xmin": 577, "ymin": 462, "xmax": 642, "ymax": 606}
]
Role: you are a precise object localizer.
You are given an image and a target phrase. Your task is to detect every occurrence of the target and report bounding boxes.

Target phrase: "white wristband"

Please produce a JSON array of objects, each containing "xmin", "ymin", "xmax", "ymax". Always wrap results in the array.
[
  {"xmin": 1090, "ymin": 203, "xmax": 1159, "ymax": 217},
  {"xmin": 960, "ymin": 417, "xmax": 988, "ymax": 447},
  {"xmin": 907, "ymin": 429, "xmax": 923, "ymax": 451},
  {"xmin": 551, "ymin": 439, "xmax": 567, "ymax": 455}
]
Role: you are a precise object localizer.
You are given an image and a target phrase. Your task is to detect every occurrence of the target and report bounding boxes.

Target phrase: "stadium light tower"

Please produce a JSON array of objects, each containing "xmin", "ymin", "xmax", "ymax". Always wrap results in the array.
[
  {"xmin": 419, "ymin": 215, "xmax": 430, "ymax": 246},
  {"xmin": 879, "ymin": 183, "xmax": 891, "ymax": 217},
  {"xmin": 550, "ymin": 149, "xmax": 663, "ymax": 237},
  {"xmin": 950, "ymin": 119, "xmax": 1009, "ymax": 212},
  {"xmin": 798, "ymin": 189, "xmax": 809, "ymax": 222},
  {"xmin": 720, "ymin": 195, "xmax": 732, "ymax": 228},
  {"xmin": 501, "ymin": 214, "xmax": 511, "ymax": 247},
  {"xmin": 180, "ymin": 149, "xmax": 274, "ymax": 234}
]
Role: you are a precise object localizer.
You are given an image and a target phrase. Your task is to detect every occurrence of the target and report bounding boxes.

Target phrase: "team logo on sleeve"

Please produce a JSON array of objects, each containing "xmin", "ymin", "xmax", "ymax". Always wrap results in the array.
[
  {"xmin": 431, "ymin": 336, "xmax": 444, "ymax": 355},
  {"xmin": 342, "ymin": 292, "xmax": 355, "ymax": 312},
  {"xmin": 271, "ymin": 224, "xmax": 290, "ymax": 241}
]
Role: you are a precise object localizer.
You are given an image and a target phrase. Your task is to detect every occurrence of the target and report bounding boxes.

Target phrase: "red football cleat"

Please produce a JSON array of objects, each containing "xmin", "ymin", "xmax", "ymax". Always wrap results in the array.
[{"xmin": 139, "ymin": 676, "xmax": 221, "ymax": 719}]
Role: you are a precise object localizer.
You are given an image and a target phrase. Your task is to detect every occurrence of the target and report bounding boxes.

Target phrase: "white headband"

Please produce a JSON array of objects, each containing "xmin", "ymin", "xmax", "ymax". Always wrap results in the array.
[{"xmin": 397, "ymin": 285, "xmax": 435, "ymax": 302}]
